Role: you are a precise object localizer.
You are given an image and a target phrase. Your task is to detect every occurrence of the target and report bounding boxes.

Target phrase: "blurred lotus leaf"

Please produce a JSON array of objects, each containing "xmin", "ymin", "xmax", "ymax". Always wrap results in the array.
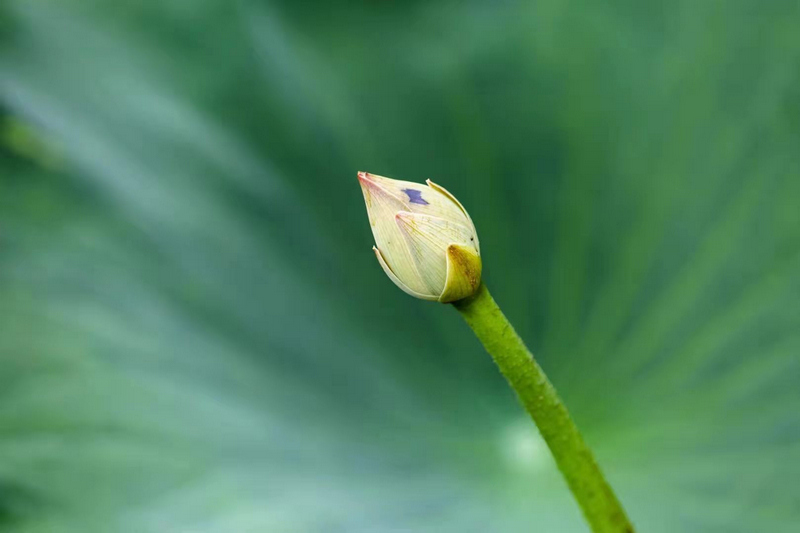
[{"xmin": 1, "ymin": 1, "xmax": 799, "ymax": 532}]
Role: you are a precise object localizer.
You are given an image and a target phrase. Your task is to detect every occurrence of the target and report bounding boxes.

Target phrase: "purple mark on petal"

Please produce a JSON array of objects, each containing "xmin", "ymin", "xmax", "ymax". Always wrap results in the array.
[{"xmin": 402, "ymin": 188, "xmax": 429, "ymax": 205}]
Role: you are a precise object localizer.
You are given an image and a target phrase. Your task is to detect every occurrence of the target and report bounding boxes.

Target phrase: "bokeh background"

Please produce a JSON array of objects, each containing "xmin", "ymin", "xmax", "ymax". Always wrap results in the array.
[{"xmin": 2, "ymin": 1, "xmax": 799, "ymax": 532}]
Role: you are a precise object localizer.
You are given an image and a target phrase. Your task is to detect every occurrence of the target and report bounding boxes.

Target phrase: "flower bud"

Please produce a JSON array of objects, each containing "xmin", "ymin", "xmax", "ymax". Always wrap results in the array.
[{"xmin": 357, "ymin": 171, "xmax": 481, "ymax": 303}]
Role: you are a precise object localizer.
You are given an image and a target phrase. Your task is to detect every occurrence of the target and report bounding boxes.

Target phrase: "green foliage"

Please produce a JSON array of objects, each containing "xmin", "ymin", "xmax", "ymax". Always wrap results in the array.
[{"xmin": 1, "ymin": 0, "xmax": 799, "ymax": 531}]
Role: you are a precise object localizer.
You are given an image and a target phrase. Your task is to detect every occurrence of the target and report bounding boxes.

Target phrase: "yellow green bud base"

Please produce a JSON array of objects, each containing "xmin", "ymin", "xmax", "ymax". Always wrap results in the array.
[{"xmin": 454, "ymin": 284, "xmax": 635, "ymax": 533}]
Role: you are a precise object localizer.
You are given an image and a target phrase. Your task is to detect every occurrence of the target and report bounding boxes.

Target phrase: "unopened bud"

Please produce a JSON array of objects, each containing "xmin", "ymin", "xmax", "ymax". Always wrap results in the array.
[{"xmin": 357, "ymin": 172, "xmax": 481, "ymax": 303}]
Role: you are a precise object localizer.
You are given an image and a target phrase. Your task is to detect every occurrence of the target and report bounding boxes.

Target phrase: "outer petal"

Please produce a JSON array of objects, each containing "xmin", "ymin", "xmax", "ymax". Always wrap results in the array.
[
  {"xmin": 360, "ymin": 172, "xmax": 467, "ymax": 225},
  {"xmin": 427, "ymin": 180, "xmax": 480, "ymax": 254},
  {"xmin": 373, "ymin": 246, "xmax": 438, "ymax": 301},
  {"xmin": 395, "ymin": 212, "xmax": 475, "ymax": 296},
  {"xmin": 359, "ymin": 172, "xmax": 428, "ymax": 295},
  {"xmin": 439, "ymin": 244, "xmax": 482, "ymax": 303},
  {"xmin": 358, "ymin": 172, "xmax": 410, "ymax": 210}
]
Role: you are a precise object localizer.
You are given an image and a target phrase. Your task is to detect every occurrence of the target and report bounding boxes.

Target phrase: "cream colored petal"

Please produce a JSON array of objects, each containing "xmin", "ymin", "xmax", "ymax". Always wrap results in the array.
[
  {"xmin": 395, "ymin": 212, "xmax": 475, "ymax": 296},
  {"xmin": 360, "ymin": 172, "xmax": 467, "ymax": 224},
  {"xmin": 427, "ymin": 180, "xmax": 479, "ymax": 253},
  {"xmin": 359, "ymin": 173, "xmax": 428, "ymax": 295},
  {"xmin": 373, "ymin": 246, "xmax": 438, "ymax": 301},
  {"xmin": 439, "ymin": 244, "xmax": 482, "ymax": 303},
  {"xmin": 358, "ymin": 172, "xmax": 410, "ymax": 209}
]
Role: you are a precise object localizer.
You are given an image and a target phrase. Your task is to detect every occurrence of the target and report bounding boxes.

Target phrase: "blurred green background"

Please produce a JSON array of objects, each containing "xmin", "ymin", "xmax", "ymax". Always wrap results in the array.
[{"xmin": 1, "ymin": 1, "xmax": 799, "ymax": 531}]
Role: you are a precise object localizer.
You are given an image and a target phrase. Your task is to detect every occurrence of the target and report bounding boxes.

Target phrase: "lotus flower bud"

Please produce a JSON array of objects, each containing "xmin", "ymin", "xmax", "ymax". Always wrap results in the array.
[{"xmin": 357, "ymin": 171, "xmax": 482, "ymax": 303}]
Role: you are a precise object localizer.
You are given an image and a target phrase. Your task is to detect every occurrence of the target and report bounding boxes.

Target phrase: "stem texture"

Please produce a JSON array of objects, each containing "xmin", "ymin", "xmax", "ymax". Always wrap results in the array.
[{"xmin": 454, "ymin": 283, "xmax": 634, "ymax": 533}]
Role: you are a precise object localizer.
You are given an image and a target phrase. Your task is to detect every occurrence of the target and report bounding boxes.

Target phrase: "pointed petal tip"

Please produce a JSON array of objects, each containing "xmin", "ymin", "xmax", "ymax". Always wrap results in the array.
[
  {"xmin": 358, "ymin": 172, "xmax": 378, "ymax": 194},
  {"xmin": 358, "ymin": 171, "xmax": 383, "ymax": 191}
]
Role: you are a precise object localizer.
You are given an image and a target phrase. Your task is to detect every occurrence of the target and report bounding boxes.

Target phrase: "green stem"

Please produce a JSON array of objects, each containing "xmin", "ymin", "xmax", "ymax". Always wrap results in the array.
[{"xmin": 454, "ymin": 283, "xmax": 634, "ymax": 533}]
